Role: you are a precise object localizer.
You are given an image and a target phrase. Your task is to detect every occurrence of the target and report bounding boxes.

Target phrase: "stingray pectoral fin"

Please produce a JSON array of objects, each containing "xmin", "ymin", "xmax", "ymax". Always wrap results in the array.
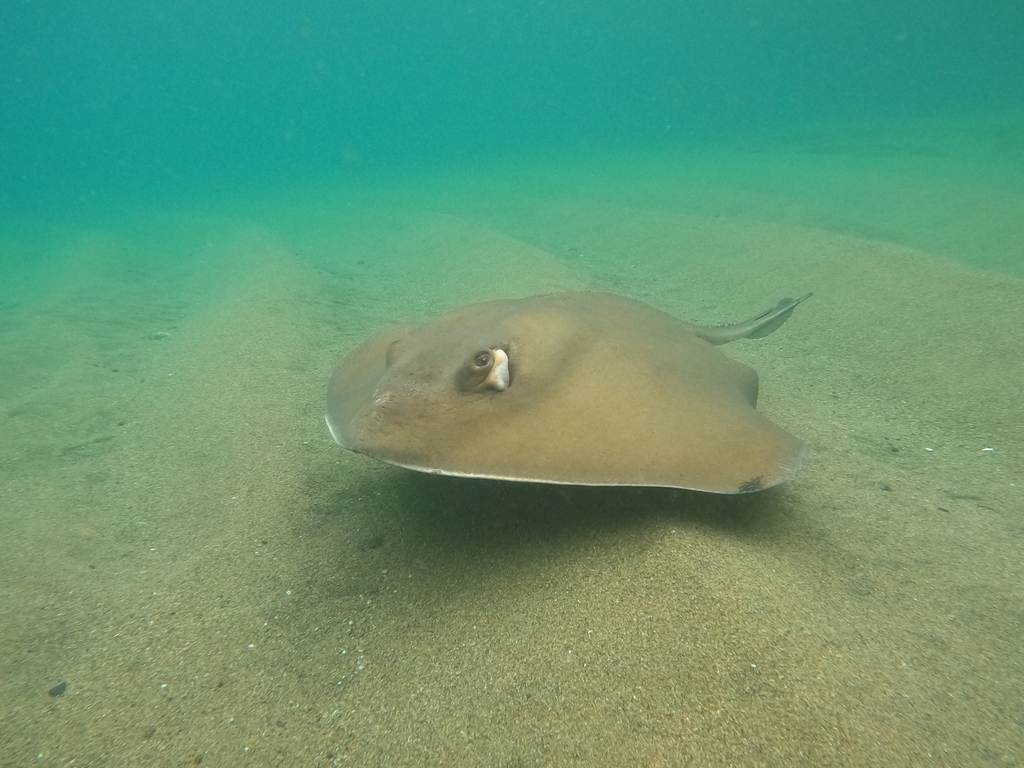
[{"xmin": 695, "ymin": 293, "xmax": 812, "ymax": 346}]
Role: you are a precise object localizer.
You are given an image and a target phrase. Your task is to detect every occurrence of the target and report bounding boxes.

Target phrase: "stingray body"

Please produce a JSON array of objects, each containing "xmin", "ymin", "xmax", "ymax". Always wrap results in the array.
[{"xmin": 326, "ymin": 292, "xmax": 810, "ymax": 494}]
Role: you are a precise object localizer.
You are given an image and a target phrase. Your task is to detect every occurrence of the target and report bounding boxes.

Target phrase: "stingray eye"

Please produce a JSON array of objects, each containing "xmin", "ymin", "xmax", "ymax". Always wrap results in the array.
[{"xmin": 458, "ymin": 348, "xmax": 509, "ymax": 392}]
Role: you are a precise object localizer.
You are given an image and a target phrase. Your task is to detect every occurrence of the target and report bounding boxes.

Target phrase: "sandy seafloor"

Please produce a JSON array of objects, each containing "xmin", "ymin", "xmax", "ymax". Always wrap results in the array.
[{"xmin": 2, "ymin": 117, "xmax": 1023, "ymax": 766}]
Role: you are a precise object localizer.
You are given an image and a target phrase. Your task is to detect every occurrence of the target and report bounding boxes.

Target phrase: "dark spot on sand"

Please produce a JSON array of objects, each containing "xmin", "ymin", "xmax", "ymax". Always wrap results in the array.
[
  {"xmin": 738, "ymin": 476, "xmax": 765, "ymax": 493},
  {"xmin": 359, "ymin": 534, "xmax": 386, "ymax": 550},
  {"xmin": 48, "ymin": 681, "xmax": 67, "ymax": 697}
]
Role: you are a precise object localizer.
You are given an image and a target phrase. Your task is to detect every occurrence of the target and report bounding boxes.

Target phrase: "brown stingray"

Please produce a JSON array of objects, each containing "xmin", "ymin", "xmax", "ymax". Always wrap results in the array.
[{"xmin": 326, "ymin": 292, "xmax": 811, "ymax": 494}]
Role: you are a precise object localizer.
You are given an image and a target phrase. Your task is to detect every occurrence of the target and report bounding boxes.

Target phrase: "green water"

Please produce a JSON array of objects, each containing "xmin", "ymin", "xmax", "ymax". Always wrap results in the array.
[{"xmin": 2, "ymin": 2, "xmax": 1023, "ymax": 766}]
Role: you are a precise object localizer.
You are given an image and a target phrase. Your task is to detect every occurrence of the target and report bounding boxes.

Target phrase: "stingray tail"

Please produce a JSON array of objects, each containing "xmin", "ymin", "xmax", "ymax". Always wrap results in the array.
[{"xmin": 695, "ymin": 293, "xmax": 812, "ymax": 346}]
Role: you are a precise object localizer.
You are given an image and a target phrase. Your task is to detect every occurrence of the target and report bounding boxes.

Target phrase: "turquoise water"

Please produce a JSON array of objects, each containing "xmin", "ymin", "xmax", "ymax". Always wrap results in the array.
[
  {"xmin": 3, "ymin": 3, "xmax": 1024, "ymax": 766},
  {"xmin": 2, "ymin": 1, "xmax": 1021, "ymax": 214}
]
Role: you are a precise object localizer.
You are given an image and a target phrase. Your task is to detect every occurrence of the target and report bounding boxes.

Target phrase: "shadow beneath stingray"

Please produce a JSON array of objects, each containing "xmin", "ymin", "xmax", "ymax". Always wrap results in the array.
[
  {"xmin": 306, "ymin": 463, "xmax": 795, "ymax": 571},
  {"xmin": 401, "ymin": 472, "xmax": 783, "ymax": 542},
  {"xmin": 283, "ymin": 457, "xmax": 809, "ymax": 626}
]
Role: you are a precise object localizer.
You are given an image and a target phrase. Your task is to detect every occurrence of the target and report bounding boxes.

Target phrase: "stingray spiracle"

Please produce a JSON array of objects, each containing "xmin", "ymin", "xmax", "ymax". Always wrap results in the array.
[{"xmin": 483, "ymin": 348, "xmax": 510, "ymax": 391}]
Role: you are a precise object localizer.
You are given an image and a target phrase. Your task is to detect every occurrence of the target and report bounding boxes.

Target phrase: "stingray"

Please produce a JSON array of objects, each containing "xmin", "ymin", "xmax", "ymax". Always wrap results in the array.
[{"xmin": 326, "ymin": 292, "xmax": 811, "ymax": 494}]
